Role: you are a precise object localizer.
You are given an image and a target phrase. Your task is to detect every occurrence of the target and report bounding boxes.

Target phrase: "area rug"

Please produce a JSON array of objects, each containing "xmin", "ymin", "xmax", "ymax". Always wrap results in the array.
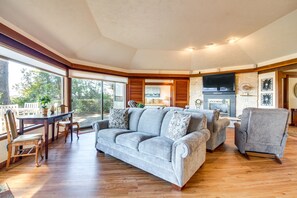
[{"xmin": 0, "ymin": 183, "xmax": 14, "ymax": 198}]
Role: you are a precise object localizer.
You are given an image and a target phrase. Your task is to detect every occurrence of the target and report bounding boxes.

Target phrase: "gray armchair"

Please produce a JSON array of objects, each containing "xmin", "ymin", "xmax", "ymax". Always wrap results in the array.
[
  {"xmin": 184, "ymin": 109, "xmax": 230, "ymax": 151},
  {"xmin": 235, "ymin": 108, "xmax": 289, "ymax": 164}
]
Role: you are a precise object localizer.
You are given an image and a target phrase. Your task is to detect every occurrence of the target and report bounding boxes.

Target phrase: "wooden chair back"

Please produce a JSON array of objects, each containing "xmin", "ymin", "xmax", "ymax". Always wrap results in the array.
[
  {"xmin": 4, "ymin": 109, "xmax": 18, "ymax": 144},
  {"xmin": 60, "ymin": 105, "xmax": 68, "ymax": 113},
  {"xmin": 0, "ymin": 104, "xmax": 19, "ymax": 133}
]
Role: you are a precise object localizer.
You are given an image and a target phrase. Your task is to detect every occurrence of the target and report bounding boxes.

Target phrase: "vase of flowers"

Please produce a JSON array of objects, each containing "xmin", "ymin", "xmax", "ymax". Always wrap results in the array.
[{"xmin": 39, "ymin": 95, "xmax": 51, "ymax": 115}]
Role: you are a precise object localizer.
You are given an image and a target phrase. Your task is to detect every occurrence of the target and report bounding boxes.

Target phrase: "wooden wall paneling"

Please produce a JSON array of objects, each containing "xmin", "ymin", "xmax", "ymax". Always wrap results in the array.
[
  {"xmin": 127, "ymin": 78, "xmax": 145, "ymax": 104},
  {"xmin": 276, "ymin": 71, "xmax": 287, "ymax": 108},
  {"xmin": 173, "ymin": 80, "xmax": 189, "ymax": 108},
  {"xmin": 283, "ymin": 77, "xmax": 289, "ymax": 109}
]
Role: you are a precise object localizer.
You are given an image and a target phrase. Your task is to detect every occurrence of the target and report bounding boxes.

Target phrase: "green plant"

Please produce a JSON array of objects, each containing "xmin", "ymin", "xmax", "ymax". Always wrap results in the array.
[
  {"xmin": 137, "ymin": 103, "xmax": 145, "ymax": 108},
  {"xmin": 39, "ymin": 95, "xmax": 51, "ymax": 109}
]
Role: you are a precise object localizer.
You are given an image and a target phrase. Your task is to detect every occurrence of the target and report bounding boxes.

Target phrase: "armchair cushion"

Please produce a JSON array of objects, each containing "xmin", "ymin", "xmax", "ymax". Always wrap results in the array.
[
  {"xmin": 109, "ymin": 108, "xmax": 129, "ymax": 129},
  {"xmin": 165, "ymin": 112, "xmax": 191, "ymax": 141}
]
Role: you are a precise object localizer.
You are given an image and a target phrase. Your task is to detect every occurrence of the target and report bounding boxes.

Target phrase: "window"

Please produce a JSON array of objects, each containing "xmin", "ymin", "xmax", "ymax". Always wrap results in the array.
[
  {"xmin": 71, "ymin": 78, "xmax": 126, "ymax": 127},
  {"xmin": 0, "ymin": 59, "xmax": 64, "ymax": 134},
  {"xmin": 71, "ymin": 78, "xmax": 102, "ymax": 128}
]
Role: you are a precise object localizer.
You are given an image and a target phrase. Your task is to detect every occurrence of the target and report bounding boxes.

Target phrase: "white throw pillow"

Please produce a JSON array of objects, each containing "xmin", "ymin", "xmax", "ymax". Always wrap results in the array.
[
  {"xmin": 109, "ymin": 108, "xmax": 129, "ymax": 129},
  {"xmin": 166, "ymin": 112, "xmax": 191, "ymax": 141}
]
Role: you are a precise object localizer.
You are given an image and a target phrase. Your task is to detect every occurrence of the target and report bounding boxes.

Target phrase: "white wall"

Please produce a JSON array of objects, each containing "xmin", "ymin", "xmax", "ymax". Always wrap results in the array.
[
  {"xmin": 258, "ymin": 72, "xmax": 277, "ymax": 108},
  {"xmin": 288, "ymin": 78, "xmax": 297, "ymax": 124},
  {"xmin": 189, "ymin": 77, "xmax": 203, "ymax": 109},
  {"xmin": 288, "ymin": 78, "xmax": 297, "ymax": 109},
  {"xmin": 235, "ymin": 72, "xmax": 258, "ymax": 116}
]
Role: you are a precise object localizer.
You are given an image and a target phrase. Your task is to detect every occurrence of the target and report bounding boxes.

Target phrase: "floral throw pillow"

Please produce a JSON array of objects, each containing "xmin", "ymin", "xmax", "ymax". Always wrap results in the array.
[
  {"xmin": 109, "ymin": 108, "xmax": 129, "ymax": 129},
  {"xmin": 166, "ymin": 112, "xmax": 191, "ymax": 141}
]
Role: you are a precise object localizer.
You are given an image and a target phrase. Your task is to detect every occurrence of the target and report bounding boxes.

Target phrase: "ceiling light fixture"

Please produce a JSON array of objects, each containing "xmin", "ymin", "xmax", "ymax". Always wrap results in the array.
[
  {"xmin": 186, "ymin": 47, "xmax": 196, "ymax": 52},
  {"xmin": 205, "ymin": 43, "xmax": 216, "ymax": 48},
  {"xmin": 227, "ymin": 37, "xmax": 239, "ymax": 44}
]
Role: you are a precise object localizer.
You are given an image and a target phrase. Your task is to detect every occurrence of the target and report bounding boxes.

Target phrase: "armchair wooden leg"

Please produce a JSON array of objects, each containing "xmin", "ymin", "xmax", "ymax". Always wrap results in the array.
[
  {"xmin": 64, "ymin": 126, "xmax": 69, "ymax": 143},
  {"xmin": 76, "ymin": 124, "xmax": 80, "ymax": 140},
  {"xmin": 56, "ymin": 123, "xmax": 59, "ymax": 140},
  {"xmin": 275, "ymin": 155, "xmax": 282, "ymax": 164},
  {"xmin": 13, "ymin": 146, "xmax": 18, "ymax": 163},
  {"xmin": 6, "ymin": 144, "xmax": 12, "ymax": 170},
  {"xmin": 40, "ymin": 139, "xmax": 44, "ymax": 160},
  {"xmin": 35, "ymin": 143, "xmax": 41, "ymax": 167}
]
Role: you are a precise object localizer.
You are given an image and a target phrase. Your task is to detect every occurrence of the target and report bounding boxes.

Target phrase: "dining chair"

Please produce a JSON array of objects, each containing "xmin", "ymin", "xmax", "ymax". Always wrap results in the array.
[
  {"xmin": 56, "ymin": 105, "xmax": 79, "ymax": 143},
  {"xmin": 4, "ymin": 109, "xmax": 44, "ymax": 170}
]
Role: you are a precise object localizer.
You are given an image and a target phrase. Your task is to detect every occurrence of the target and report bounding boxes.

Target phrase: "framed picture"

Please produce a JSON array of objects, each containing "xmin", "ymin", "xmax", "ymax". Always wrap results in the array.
[
  {"xmin": 261, "ymin": 78, "xmax": 273, "ymax": 91},
  {"xmin": 261, "ymin": 93, "xmax": 273, "ymax": 106},
  {"xmin": 145, "ymin": 87, "xmax": 160, "ymax": 98}
]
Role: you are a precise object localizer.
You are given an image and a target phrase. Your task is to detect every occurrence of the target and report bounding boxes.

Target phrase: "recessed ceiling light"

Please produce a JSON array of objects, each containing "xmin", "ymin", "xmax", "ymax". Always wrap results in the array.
[
  {"xmin": 205, "ymin": 43, "xmax": 216, "ymax": 48},
  {"xmin": 186, "ymin": 47, "xmax": 196, "ymax": 52},
  {"xmin": 227, "ymin": 37, "xmax": 239, "ymax": 44}
]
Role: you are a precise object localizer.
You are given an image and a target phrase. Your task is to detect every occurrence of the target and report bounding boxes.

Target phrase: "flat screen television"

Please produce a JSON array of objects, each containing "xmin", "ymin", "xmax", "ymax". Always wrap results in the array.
[{"xmin": 203, "ymin": 73, "xmax": 235, "ymax": 93}]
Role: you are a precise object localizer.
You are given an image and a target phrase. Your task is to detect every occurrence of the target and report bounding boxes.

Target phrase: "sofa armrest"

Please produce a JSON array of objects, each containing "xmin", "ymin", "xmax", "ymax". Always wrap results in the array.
[
  {"xmin": 92, "ymin": 120, "xmax": 109, "ymax": 146},
  {"xmin": 234, "ymin": 122, "xmax": 248, "ymax": 153},
  {"xmin": 172, "ymin": 129, "xmax": 210, "ymax": 186},
  {"xmin": 214, "ymin": 118, "xmax": 230, "ymax": 133},
  {"xmin": 92, "ymin": 120, "xmax": 109, "ymax": 132},
  {"xmin": 172, "ymin": 129, "xmax": 210, "ymax": 158}
]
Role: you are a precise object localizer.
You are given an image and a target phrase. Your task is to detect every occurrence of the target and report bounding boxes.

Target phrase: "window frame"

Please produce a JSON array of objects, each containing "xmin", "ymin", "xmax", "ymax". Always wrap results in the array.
[{"xmin": 0, "ymin": 50, "xmax": 66, "ymax": 136}]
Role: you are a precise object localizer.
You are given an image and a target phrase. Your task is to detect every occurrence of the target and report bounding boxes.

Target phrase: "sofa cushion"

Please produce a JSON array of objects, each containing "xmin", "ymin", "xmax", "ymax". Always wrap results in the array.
[
  {"xmin": 98, "ymin": 128, "xmax": 134, "ymax": 142},
  {"xmin": 128, "ymin": 108, "xmax": 146, "ymax": 131},
  {"xmin": 137, "ymin": 109, "xmax": 167, "ymax": 135},
  {"xmin": 138, "ymin": 136, "xmax": 174, "ymax": 161},
  {"xmin": 109, "ymin": 108, "xmax": 129, "ymax": 129},
  {"xmin": 165, "ymin": 112, "xmax": 191, "ymax": 141},
  {"xmin": 116, "ymin": 132, "xmax": 155, "ymax": 150},
  {"xmin": 161, "ymin": 111, "xmax": 206, "ymax": 136}
]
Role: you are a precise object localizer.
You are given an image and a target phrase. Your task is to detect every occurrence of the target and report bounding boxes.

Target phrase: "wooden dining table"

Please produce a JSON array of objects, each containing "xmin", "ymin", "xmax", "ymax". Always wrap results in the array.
[{"xmin": 17, "ymin": 111, "xmax": 74, "ymax": 159}]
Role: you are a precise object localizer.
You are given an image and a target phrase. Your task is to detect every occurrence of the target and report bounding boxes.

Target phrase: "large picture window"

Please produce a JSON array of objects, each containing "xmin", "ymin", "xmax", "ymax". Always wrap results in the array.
[
  {"xmin": 71, "ymin": 78, "xmax": 126, "ymax": 127},
  {"xmin": 0, "ymin": 59, "xmax": 64, "ymax": 134}
]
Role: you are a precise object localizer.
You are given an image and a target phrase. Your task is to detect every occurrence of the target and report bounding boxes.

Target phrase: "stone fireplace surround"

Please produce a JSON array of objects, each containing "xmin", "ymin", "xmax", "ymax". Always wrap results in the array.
[{"xmin": 203, "ymin": 93, "xmax": 236, "ymax": 117}]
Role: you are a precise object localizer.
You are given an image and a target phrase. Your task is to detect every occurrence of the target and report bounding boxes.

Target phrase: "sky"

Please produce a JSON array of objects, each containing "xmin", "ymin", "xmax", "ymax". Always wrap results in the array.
[{"xmin": 8, "ymin": 61, "xmax": 37, "ymax": 97}]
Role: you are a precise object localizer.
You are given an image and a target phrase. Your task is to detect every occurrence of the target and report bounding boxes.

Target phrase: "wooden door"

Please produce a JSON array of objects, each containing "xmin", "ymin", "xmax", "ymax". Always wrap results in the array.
[
  {"xmin": 173, "ymin": 79, "xmax": 189, "ymax": 108},
  {"xmin": 126, "ymin": 78, "xmax": 145, "ymax": 104}
]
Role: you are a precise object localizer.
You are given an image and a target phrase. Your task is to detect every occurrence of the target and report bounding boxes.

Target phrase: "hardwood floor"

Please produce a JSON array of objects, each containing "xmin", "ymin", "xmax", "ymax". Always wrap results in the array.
[{"xmin": 1, "ymin": 128, "xmax": 297, "ymax": 197}]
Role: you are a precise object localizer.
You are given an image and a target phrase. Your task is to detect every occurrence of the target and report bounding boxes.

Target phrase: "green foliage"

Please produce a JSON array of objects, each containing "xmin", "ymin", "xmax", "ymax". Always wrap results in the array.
[
  {"xmin": 11, "ymin": 69, "xmax": 116, "ymax": 116},
  {"xmin": 39, "ymin": 95, "xmax": 51, "ymax": 108},
  {"xmin": 11, "ymin": 68, "xmax": 62, "ymax": 107},
  {"xmin": 137, "ymin": 103, "xmax": 145, "ymax": 108}
]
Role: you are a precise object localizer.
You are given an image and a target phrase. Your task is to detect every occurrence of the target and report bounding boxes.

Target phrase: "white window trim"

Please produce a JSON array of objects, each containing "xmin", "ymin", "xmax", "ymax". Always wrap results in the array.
[{"xmin": 69, "ymin": 69, "xmax": 128, "ymax": 84}]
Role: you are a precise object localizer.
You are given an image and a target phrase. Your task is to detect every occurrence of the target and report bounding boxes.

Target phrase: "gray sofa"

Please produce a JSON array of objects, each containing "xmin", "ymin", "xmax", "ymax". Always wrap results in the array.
[
  {"xmin": 185, "ymin": 109, "xmax": 230, "ymax": 151},
  {"xmin": 235, "ymin": 108, "xmax": 289, "ymax": 163},
  {"xmin": 92, "ymin": 108, "xmax": 210, "ymax": 188}
]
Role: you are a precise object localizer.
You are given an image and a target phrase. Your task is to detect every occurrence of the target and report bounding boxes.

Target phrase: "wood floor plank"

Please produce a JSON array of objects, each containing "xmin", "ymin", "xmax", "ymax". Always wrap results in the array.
[{"xmin": 1, "ymin": 128, "xmax": 297, "ymax": 197}]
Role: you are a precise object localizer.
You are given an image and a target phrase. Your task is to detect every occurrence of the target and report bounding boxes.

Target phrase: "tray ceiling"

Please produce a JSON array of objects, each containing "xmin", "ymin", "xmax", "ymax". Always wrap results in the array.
[{"xmin": 1, "ymin": 0, "xmax": 297, "ymax": 72}]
